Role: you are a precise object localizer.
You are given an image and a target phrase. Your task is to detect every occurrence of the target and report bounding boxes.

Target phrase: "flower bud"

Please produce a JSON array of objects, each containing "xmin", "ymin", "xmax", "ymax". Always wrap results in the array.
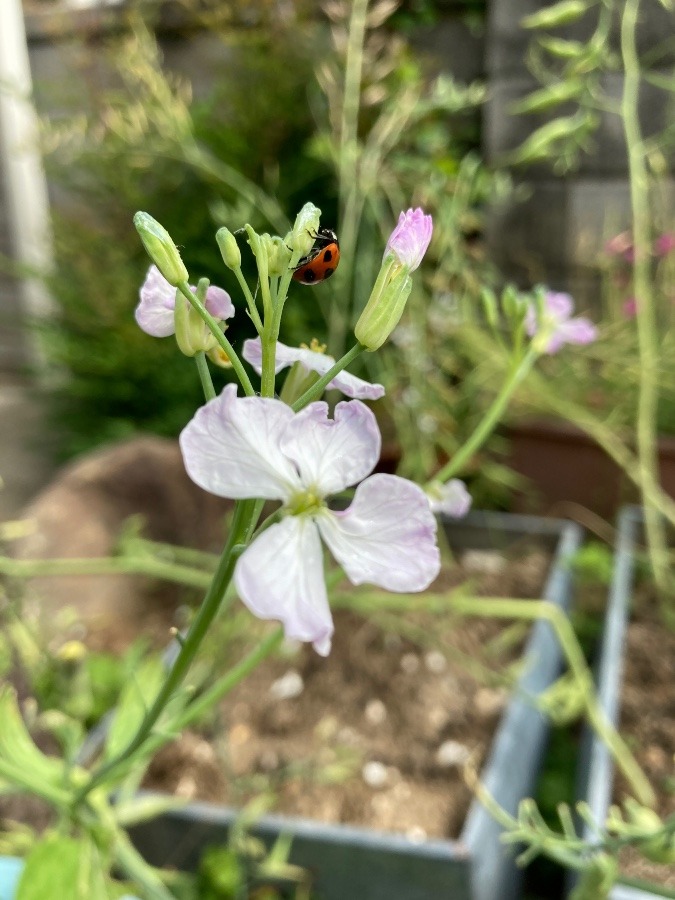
[
  {"xmin": 134, "ymin": 211, "xmax": 188, "ymax": 286},
  {"xmin": 174, "ymin": 279, "xmax": 217, "ymax": 357},
  {"xmin": 625, "ymin": 801, "xmax": 675, "ymax": 865},
  {"xmin": 216, "ymin": 227, "xmax": 241, "ymax": 270},
  {"xmin": 355, "ymin": 258, "xmax": 412, "ymax": 351},
  {"xmin": 288, "ymin": 202, "xmax": 321, "ymax": 257},
  {"xmin": 266, "ymin": 235, "xmax": 292, "ymax": 277}
]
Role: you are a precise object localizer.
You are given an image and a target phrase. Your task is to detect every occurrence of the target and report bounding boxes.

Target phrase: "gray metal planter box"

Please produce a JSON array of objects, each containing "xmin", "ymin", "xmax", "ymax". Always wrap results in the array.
[
  {"xmin": 573, "ymin": 506, "xmax": 671, "ymax": 900},
  {"xmin": 128, "ymin": 511, "xmax": 583, "ymax": 900}
]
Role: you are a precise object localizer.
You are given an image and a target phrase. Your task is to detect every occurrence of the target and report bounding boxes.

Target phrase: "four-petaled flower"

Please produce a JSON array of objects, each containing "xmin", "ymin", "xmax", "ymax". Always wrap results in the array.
[
  {"xmin": 180, "ymin": 385, "xmax": 440, "ymax": 656},
  {"xmin": 242, "ymin": 338, "xmax": 385, "ymax": 401},
  {"xmin": 135, "ymin": 265, "xmax": 234, "ymax": 337},
  {"xmin": 526, "ymin": 291, "xmax": 597, "ymax": 355},
  {"xmin": 385, "ymin": 208, "xmax": 433, "ymax": 272}
]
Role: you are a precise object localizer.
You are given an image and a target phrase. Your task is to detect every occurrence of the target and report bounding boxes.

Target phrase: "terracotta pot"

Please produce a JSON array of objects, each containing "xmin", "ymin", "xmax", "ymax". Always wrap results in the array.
[{"xmin": 505, "ymin": 419, "xmax": 675, "ymax": 519}]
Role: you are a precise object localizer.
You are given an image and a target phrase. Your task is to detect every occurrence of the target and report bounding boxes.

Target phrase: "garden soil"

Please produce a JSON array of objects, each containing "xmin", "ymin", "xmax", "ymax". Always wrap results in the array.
[{"xmin": 143, "ymin": 543, "xmax": 551, "ymax": 841}]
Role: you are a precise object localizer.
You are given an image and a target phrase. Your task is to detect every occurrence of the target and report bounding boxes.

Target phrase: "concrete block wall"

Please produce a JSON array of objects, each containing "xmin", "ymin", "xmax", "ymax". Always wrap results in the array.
[{"xmin": 483, "ymin": 0, "xmax": 675, "ymax": 309}]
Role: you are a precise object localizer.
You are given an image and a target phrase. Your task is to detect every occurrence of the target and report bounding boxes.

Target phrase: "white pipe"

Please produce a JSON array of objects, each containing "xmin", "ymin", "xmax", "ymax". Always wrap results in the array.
[{"xmin": 0, "ymin": 0, "xmax": 55, "ymax": 371}]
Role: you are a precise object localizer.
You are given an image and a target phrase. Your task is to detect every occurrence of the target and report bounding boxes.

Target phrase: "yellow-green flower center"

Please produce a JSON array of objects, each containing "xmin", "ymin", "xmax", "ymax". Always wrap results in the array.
[{"xmin": 287, "ymin": 489, "xmax": 325, "ymax": 517}]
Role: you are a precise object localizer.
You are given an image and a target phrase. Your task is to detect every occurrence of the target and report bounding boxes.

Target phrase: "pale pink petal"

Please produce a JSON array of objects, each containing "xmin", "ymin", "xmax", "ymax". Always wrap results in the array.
[
  {"xmin": 317, "ymin": 473, "xmax": 440, "ymax": 591},
  {"xmin": 135, "ymin": 265, "xmax": 177, "ymax": 337},
  {"xmin": 179, "ymin": 384, "xmax": 301, "ymax": 500},
  {"xmin": 545, "ymin": 291, "xmax": 574, "ymax": 321},
  {"xmin": 281, "ymin": 400, "xmax": 381, "ymax": 496},
  {"xmin": 204, "ymin": 285, "xmax": 235, "ymax": 321},
  {"xmin": 384, "ymin": 208, "xmax": 433, "ymax": 272},
  {"xmin": 235, "ymin": 516, "xmax": 333, "ymax": 655},
  {"xmin": 242, "ymin": 338, "xmax": 384, "ymax": 400},
  {"xmin": 558, "ymin": 316, "xmax": 598, "ymax": 346},
  {"xmin": 428, "ymin": 479, "xmax": 472, "ymax": 517}
]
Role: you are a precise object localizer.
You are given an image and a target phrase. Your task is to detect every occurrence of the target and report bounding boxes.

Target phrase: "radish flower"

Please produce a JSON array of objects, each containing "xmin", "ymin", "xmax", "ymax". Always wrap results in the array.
[
  {"xmin": 384, "ymin": 207, "xmax": 433, "ymax": 272},
  {"xmin": 242, "ymin": 337, "xmax": 385, "ymax": 401},
  {"xmin": 526, "ymin": 291, "xmax": 597, "ymax": 355},
  {"xmin": 427, "ymin": 479, "xmax": 472, "ymax": 518},
  {"xmin": 135, "ymin": 265, "xmax": 234, "ymax": 338},
  {"xmin": 180, "ymin": 385, "xmax": 440, "ymax": 655}
]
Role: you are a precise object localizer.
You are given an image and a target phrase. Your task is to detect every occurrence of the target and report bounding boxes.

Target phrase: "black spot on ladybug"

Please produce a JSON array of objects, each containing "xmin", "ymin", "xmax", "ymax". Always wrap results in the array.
[
  {"xmin": 302, "ymin": 269, "xmax": 317, "ymax": 282},
  {"xmin": 322, "ymin": 249, "xmax": 333, "ymax": 262},
  {"xmin": 322, "ymin": 267, "xmax": 335, "ymax": 279}
]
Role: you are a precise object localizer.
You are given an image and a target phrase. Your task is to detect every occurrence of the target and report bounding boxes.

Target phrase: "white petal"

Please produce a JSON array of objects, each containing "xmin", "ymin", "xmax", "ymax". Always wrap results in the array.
[
  {"xmin": 318, "ymin": 473, "xmax": 440, "ymax": 591},
  {"xmin": 235, "ymin": 516, "xmax": 333, "ymax": 656},
  {"xmin": 135, "ymin": 265, "xmax": 176, "ymax": 337},
  {"xmin": 242, "ymin": 338, "xmax": 384, "ymax": 400},
  {"xmin": 179, "ymin": 384, "xmax": 301, "ymax": 500},
  {"xmin": 281, "ymin": 399, "xmax": 381, "ymax": 495},
  {"xmin": 428, "ymin": 479, "xmax": 472, "ymax": 518},
  {"xmin": 204, "ymin": 285, "xmax": 235, "ymax": 321}
]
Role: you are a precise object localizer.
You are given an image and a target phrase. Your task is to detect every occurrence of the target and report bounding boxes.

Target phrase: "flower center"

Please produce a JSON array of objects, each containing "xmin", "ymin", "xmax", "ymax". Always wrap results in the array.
[{"xmin": 286, "ymin": 488, "xmax": 325, "ymax": 517}]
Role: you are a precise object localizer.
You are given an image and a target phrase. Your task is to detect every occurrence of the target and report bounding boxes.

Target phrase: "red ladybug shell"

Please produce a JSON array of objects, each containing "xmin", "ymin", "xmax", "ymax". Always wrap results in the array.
[{"xmin": 292, "ymin": 228, "xmax": 340, "ymax": 285}]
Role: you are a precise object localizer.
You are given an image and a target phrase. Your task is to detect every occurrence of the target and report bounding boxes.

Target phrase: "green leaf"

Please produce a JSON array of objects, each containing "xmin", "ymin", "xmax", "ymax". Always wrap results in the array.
[
  {"xmin": 537, "ymin": 36, "xmax": 587, "ymax": 58},
  {"xmin": 104, "ymin": 656, "xmax": 166, "ymax": 762},
  {"xmin": 510, "ymin": 80, "xmax": 584, "ymax": 114},
  {"xmin": 521, "ymin": 0, "xmax": 589, "ymax": 29},
  {"xmin": 17, "ymin": 836, "xmax": 113, "ymax": 900},
  {"xmin": 0, "ymin": 687, "xmax": 70, "ymax": 806}
]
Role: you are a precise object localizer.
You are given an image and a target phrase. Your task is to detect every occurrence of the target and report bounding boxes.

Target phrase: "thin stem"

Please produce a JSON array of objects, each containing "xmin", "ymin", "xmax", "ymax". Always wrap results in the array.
[
  {"xmin": 72, "ymin": 499, "xmax": 256, "ymax": 806},
  {"xmin": 194, "ymin": 351, "xmax": 215, "ymax": 401},
  {"xmin": 233, "ymin": 267, "xmax": 263, "ymax": 334},
  {"xmin": 163, "ymin": 626, "xmax": 283, "ymax": 735},
  {"xmin": 431, "ymin": 345, "xmax": 540, "ymax": 485},
  {"xmin": 0, "ymin": 554, "xmax": 212, "ymax": 590},
  {"xmin": 620, "ymin": 0, "xmax": 672, "ymax": 597},
  {"xmin": 177, "ymin": 282, "xmax": 255, "ymax": 397},
  {"xmin": 291, "ymin": 342, "xmax": 367, "ymax": 411}
]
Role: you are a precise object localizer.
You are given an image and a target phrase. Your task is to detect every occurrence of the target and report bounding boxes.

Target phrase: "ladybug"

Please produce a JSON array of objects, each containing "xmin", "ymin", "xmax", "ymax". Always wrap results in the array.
[{"xmin": 292, "ymin": 228, "xmax": 340, "ymax": 285}]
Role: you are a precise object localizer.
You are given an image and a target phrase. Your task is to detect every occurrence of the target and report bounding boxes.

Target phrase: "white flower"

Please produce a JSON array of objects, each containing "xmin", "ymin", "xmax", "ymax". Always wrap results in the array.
[
  {"xmin": 426, "ymin": 479, "xmax": 472, "ymax": 518},
  {"xmin": 242, "ymin": 338, "xmax": 384, "ymax": 401},
  {"xmin": 135, "ymin": 265, "xmax": 234, "ymax": 338},
  {"xmin": 180, "ymin": 385, "xmax": 440, "ymax": 655}
]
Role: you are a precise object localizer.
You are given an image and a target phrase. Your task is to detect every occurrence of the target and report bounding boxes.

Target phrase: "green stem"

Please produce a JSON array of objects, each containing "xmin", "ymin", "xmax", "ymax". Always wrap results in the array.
[
  {"xmin": 431, "ymin": 345, "xmax": 540, "ymax": 485},
  {"xmin": 177, "ymin": 281, "xmax": 255, "ymax": 397},
  {"xmin": 114, "ymin": 830, "xmax": 175, "ymax": 900},
  {"xmin": 72, "ymin": 499, "xmax": 257, "ymax": 806},
  {"xmin": 291, "ymin": 342, "xmax": 367, "ymax": 412},
  {"xmin": 194, "ymin": 351, "xmax": 216, "ymax": 401},
  {"xmin": 0, "ymin": 554, "xmax": 212, "ymax": 590},
  {"xmin": 233, "ymin": 267, "xmax": 263, "ymax": 334},
  {"xmin": 162, "ymin": 626, "xmax": 283, "ymax": 735},
  {"xmin": 620, "ymin": 0, "xmax": 671, "ymax": 597}
]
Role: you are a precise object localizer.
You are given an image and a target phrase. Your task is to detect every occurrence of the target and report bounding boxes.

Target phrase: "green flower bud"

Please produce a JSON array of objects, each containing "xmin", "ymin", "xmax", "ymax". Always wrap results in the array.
[
  {"xmin": 216, "ymin": 227, "xmax": 241, "ymax": 270},
  {"xmin": 174, "ymin": 279, "xmax": 217, "ymax": 357},
  {"xmin": 355, "ymin": 255, "xmax": 412, "ymax": 351},
  {"xmin": 626, "ymin": 802, "xmax": 675, "ymax": 865},
  {"xmin": 266, "ymin": 235, "xmax": 292, "ymax": 277},
  {"xmin": 134, "ymin": 211, "xmax": 188, "ymax": 286},
  {"xmin": 288, "ymin": 202, "xmax": 321, "ymax": 257}
]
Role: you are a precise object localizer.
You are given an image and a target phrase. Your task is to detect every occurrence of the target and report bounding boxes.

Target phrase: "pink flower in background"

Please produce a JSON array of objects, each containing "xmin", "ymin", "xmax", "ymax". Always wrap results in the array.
[
  {"xmin": 426, "ymin": 479, "xmax": 472, "ymax": 518},
  {"xmin": 242, "ymin": 338, "xmax": 385, "ymax": 401},
  {"xmin": 604, "ymin": 231, "xmax": 634, "ymax": 264},
  {"xmin": 385, "ymin": 208, "xmax": 433, "ymax": 272},
  {"xmin": 654, "ymin": 233, "xmax": 675, "ymax": 257},
  {"xmin": 622, "ymin": 297, "xmax": 638, "ymax": 318},
  {"xmin": 526, "ymin": 291, "xmax": 598, "ymax": 355},
  {"xmin": 180, "ymin": 385, "xmax": 440, "ymax": 655},
  {"xmin": 135, "ymin": 265, "xmax": 234, "ymax": 337}
]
